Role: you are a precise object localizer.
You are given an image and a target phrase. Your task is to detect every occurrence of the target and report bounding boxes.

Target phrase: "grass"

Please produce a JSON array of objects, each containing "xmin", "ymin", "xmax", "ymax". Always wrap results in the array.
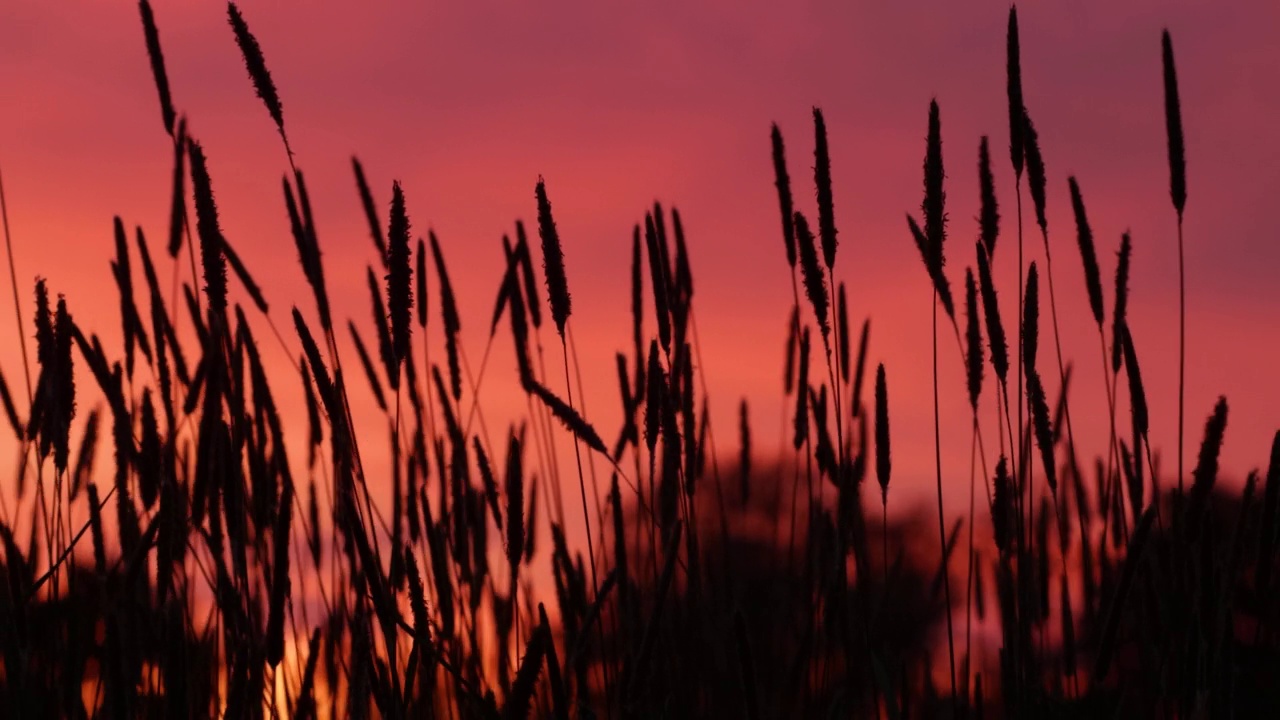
[{"xmin": 0, "ymin": 2, "xmax": 1276, "ymax": 718}]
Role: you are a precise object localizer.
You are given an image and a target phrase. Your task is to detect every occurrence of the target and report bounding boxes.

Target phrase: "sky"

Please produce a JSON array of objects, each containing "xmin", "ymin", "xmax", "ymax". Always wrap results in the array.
[{"xmin": 0, "ymin": 0, "xmax": 1277, "ymax": 542}]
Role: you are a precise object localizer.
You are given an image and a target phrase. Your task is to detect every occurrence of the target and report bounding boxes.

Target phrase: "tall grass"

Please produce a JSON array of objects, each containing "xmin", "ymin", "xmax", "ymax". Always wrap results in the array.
[{"xmin": 0, "ymin": 5, "xmax": 1274, "ymax": 720}]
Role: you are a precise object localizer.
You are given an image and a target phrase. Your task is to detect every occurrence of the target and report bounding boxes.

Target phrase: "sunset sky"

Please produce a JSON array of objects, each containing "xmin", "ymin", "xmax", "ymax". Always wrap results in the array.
[{"xmin": 1, "ymin": 0, "xmax": 1277, "ymax": 533}]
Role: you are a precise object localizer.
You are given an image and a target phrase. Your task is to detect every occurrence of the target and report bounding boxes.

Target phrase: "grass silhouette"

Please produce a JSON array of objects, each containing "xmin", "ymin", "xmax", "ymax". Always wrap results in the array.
[{"xmin": 0, "ymin": 2, "xmax": 1276, "ymax": 718}]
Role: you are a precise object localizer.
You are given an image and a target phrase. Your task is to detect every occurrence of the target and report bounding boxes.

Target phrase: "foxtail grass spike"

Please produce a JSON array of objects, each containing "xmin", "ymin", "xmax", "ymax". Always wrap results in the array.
[
  {"xmin": 875, "ymin": 363, "xmax": 891, "ymax": 502},
  {"xmin": 187, "ymin": 140, "xmax": 228, "ymax": 320},
  {"xmin": 1111, "ymin": 233, "xmax": 1132, "ymax": 373},
  {"xmin": 1022, "ymin": 261, "xmax": 1039, "ymax": 371},
  {"xmin": 814, "ymin": 107, "xmax": 838, "ymax": 270},
  {"xmin": 908, "ymin": 214, "xmax": 955, "ymax": 319},
  {"xmin": 1190, "ymin": 397, "xmax": 1228, "ymax": 498},
  {"xmin": 430, "ymin": 231, "xmax": 462, "ymax": 400},
  {"xmin": 1162, "ymin": 30, "xmax": 1187, "ymax": 217},
  {"xmin": 386, "ymin": 181, "xmax": 412, "ymax": 365},
  {"xmin": 979, "ymin": 136, "xmax": 1001, "ymax": 258},
  {"xmin": 644, "ymin": 213, "xmax": 672, "ymax": 354},
  {"xmin": 515, "ymin": 221, "xmax": 543, "ymax": 330},
  {"xmin": 535, "ymin": 178, "xmax": 571, "ymax": 337},
  {"xmin": 794, "ymin": 212, "xmax": 830, "ymax": 344},
  {"xmin": 1007, "ymin": 6, "xmax": 1024, "ymax": 177},
  {"xmin": 227, "ymin": 3, "xmax": 291, "ymax": 158},
  {"xmin": 1028, "ymin": 369, "xmax": 1057, "ymax": 494},
  {"xmin": 1121, "ymin": 327, "xmax": 1149, "ymax": 440},
  {"xmin": 353, "ymin": 158, "xmax": 387, "ymax": 263},
  {"xmin": 923, "ymin": 100, "xmax": 947, "ymax": 275},
  {"xmin": 851, "ymin": 319, "xmax": 870, "ymax": 415},
  {"xmin": 965, "ymin": 269, "xmax": 984, "ymax": 409},
  {"xmin": 771, "ymin": 123, "xmax": 797, "ymax": 267},
  {"xmin": 138, "ymin": 0, "xmax": 175, "ymax": 137},
  {"xmin": 794, "ymin": 327, "xmax": 810, "ymax": 450},
  {"xmin": 1068, "ymin": 177, "xmax": 1104, "ymax": 325},
  {"xmin": 976, "ymin": 243, "xmax": 1009, "ymax": 385},
  {"xmin": 1022, "ymin": 107, "xmax": 1048, "ymax": 234},
  {"xmin": 992, "ymin": 457, "xmax": 1012, "ymax": 555}
]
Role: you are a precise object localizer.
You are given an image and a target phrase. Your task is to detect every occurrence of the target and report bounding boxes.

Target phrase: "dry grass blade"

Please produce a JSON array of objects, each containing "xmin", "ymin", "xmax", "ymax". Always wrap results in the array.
[
  {"xmin": 528, "ymin": 379, "xmax": 608, "ymax": 456},
  {"xmin": 1162, "ymin": 30, "xmax": 1187, "ymax": 217},
  {"xmin": 293, "ymin": 307, "xmax": 335, "ymax": 414},
  {"xmin": 415, "ymin": 237, "xmax": 428, "ymax": 329},
  {"xmin": 978, "ymin": 136, "xmax": 1000, "ymax": 258},
  {"xmin": 771, "ymin": 123, "xmax": 797, "ymax": 268},
  {"xmin": 0, "ymin": 366, "xmax": 22, "ymax": 441},
  {"xmin": 221, "ymin": 235, "xmax": 268, "ymax": 313},
  {"xmin": 166, "ymin": 119, "xmax": 187, "ymax": 257},
  {"xmin": 353, "ymin": 157, "xmax": 387, "ymax": 263},
  {"xmin": 515, "ymin": 222, "xmax": 543, "ymax": 330},
  {"xmin": 814, "ymin": 107, "xmax": 838, "ymax": 270},
  {"xmin": 474, "ymin": 437, "xmax": 503, "ymax": 531},
  {"xmin": 348, "ymin": 320, "xmax": 387, "ymax": 412},
  {"xmin": 535, "ymin": 177, "xmax": 571, "ymax": 337},
  {"xmin": 366, "ymin": 263, "xmax": 394, "ymax": 389},
  {"xmin": 739, "ymin": 399, "xmax": 751, "ymax": 504},
  {"xmin": 112, "ymin": 218, "xmax": 151, "ymax": 378},
  {"xmin": 630, "ymin": 226, "xmax": 646, "ymax": 398},
  {"xmin": 838, "ymin": 283, "xmax": 850, "ymax": 384},
  {"xmin": 491, "ymin": 235, "xmax": 518, "ymax": 338},
  {"xmin": 430, "ymin": 231, "xmax": 462, "ymax": 400},
  {"xmin": 227, "ymin": 2, "xmax": 291, "ymax": 157}
]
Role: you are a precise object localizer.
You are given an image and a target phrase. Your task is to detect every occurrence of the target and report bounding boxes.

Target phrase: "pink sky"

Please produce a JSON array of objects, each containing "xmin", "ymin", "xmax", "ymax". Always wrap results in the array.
[{"xmin": 1, "ymin": 0, "xmax": 1277, "ymax": 536}]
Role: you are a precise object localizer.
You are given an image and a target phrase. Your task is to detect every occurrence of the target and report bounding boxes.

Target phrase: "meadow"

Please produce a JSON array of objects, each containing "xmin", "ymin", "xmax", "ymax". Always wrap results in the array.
[{"xmin": 0, "ymin": 2, "xmax": 1277, "ymax": 717}]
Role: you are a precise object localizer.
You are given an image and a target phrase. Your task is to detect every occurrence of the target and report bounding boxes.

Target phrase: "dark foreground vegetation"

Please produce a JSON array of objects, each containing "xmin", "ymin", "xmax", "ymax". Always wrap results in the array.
[{"xmin": 0, "ymin": 2, "xmax": 1277, "ymax": 718}]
